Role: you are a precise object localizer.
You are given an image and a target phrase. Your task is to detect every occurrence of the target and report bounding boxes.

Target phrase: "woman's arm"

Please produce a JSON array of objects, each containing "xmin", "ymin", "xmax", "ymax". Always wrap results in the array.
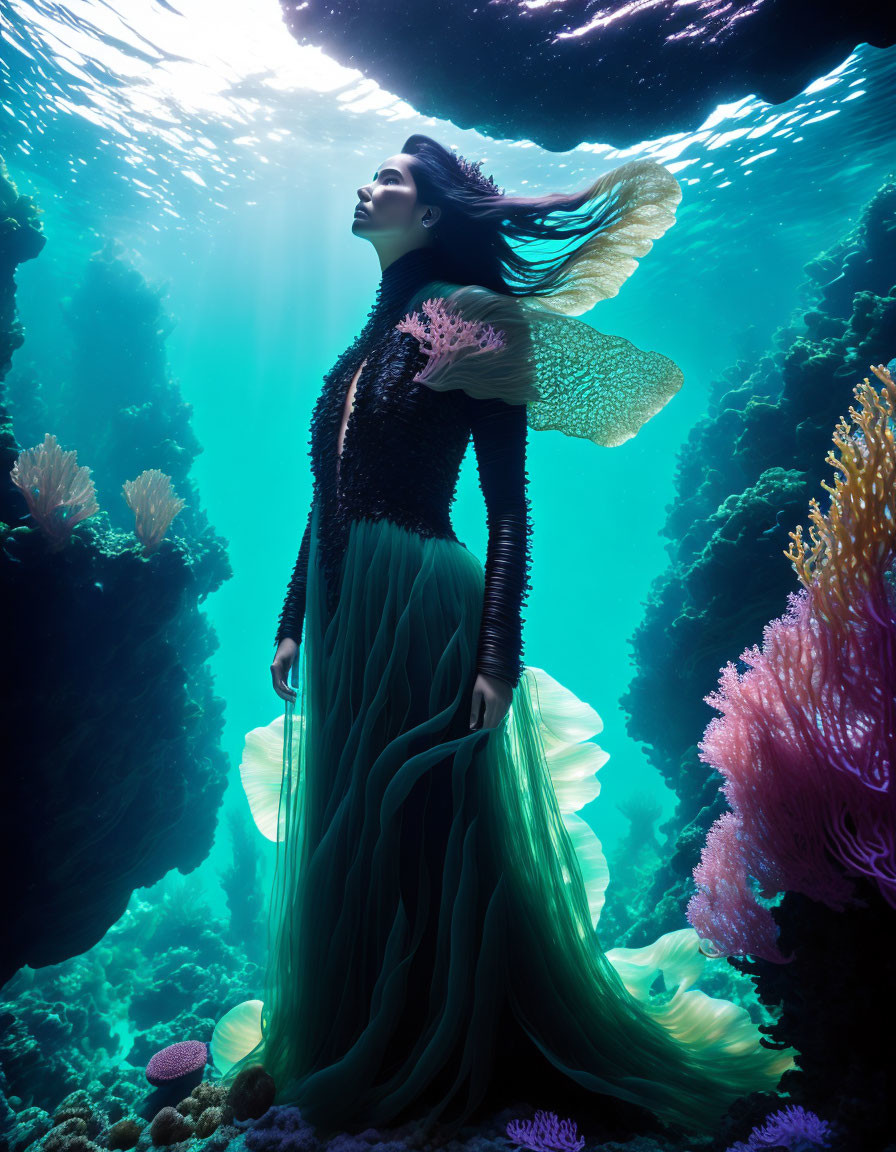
[
  {"xmin": 467, "ymin": 394, "xmax": 532, "ymax": 693},
  {"xmin": 274, "ymin": 502, "xmax": 315, "ymax": 649}
]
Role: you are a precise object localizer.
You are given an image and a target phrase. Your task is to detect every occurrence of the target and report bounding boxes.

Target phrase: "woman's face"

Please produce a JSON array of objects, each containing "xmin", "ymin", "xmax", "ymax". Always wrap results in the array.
[{"xmin": 352, "ymin": 153, "xmax": 436, "ymax": 240}]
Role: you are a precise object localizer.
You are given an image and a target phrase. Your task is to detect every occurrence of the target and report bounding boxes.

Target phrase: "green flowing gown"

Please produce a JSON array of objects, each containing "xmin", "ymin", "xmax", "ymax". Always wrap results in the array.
[{"xmin": 212, "ymin": 501, "xmax": 793, "ymax": 1139}]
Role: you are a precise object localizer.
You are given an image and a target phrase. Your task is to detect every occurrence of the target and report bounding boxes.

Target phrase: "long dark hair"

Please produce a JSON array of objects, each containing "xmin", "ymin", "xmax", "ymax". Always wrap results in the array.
[{"xmin": 401, "ymin": 132, "xmax": 679, "ymax": 307}]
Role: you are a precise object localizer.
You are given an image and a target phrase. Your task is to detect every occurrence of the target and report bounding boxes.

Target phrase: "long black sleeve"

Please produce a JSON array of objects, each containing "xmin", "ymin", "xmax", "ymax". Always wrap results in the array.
[
  {"xmin": 274, "ymin": 502, "xmax": 315, "ymax": 649},
  {"xmin": 467, "ymin": 394, "xmax": 532, "ymax": 690}
]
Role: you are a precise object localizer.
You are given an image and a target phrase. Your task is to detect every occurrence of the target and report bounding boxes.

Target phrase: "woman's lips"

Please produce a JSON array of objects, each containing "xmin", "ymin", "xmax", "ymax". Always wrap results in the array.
[{"xmin": 354, "ymin": 207, "xmax": 368, "ymax": 217}]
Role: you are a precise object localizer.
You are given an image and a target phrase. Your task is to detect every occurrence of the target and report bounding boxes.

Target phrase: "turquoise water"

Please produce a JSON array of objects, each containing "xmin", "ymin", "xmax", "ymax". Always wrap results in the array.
[
  {"xmin": 6, "ymin": 24, "xmax": 894, "ymax": 881},
  {"xmin": 2, "ymin": 2, "xmax": 895, "ymax": 1143}
]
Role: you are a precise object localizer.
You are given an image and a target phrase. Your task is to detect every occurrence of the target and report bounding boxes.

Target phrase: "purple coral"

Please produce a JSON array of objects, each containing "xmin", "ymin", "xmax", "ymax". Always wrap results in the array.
[
  {"xmin": 506, "ymin": 1109, "xmax": 585, "ymax": 1152},
  {"xmin": 243, "ymin": 1104, "xmax": 316, "ymax": 1152},
  {"xmin": 396, "ymin": 296, "xmax": 505, "ymax": 385},
  {"xmin": 725, "ymin": 1103, "xmax": 833, "ymax": 1151},
  {"xmin": 146, "ymin": 1039, "xmax": 209, "ymax": 1085},
  {"xmin": 10, "ymin": 433, "xmax": 99, "ymax": 549}
]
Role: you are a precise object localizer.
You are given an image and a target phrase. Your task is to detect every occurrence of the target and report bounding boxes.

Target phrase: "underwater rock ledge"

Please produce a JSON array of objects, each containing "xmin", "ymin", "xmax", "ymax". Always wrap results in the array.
[
  {"xmin": 279, "ymin": 0, "xmax": 896, "ymax": 151},
  {"xmin": 0, "ymin": 161, "xmax": 232, "ymax": 988}
]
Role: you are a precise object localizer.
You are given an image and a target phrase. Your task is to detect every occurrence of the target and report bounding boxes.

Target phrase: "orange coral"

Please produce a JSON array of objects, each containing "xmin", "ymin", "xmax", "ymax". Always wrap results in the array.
[{"xmin": 786, "ymin": 363, "xmax": 896, "ymax": 635}]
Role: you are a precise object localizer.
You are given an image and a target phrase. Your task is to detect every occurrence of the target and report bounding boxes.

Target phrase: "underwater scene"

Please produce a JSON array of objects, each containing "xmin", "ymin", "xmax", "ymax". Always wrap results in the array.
[{"xmin": 1, "ymin": 2, "xmax": 895, "ymax": 1152}]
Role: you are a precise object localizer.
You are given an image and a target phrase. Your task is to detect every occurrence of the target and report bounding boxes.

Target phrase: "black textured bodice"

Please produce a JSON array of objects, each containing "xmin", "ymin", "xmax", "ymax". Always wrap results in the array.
[
  {"xmin": 275, "ymin": 246, "xmax": 532, "ymax": 688},
  {"xmin": 310, "ymin": 322, "xmax": 472, "ymax": 592}
]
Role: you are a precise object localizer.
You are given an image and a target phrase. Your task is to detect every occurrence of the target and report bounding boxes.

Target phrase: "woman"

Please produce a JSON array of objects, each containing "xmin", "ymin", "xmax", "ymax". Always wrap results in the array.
[{"xmin": 213, "ymin": 135, "xmax": 793, "ymax": 1141}]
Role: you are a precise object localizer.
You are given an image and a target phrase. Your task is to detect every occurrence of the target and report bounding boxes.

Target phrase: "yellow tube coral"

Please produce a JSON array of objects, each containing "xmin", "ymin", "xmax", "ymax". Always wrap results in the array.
[{"xmin": 786, "ymin": 363, "xmax": 896, "ymax": 636}]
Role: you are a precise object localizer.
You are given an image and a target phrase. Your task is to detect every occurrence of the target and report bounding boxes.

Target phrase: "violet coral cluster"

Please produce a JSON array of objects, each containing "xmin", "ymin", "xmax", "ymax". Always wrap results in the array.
[
  {"xmin": 506, "ymin": 1109, "xmax": 585, "ymax": 1152},
  {"xmin": 9, "ymin": 432, "xmax": 99, "ymax": 549},
  {"xmin": 396, "ymin": 296, "xmax": 505, "ymax": 385},
  {"xmin": 725, "ymin": 1103, "xmax": 833, "ymax": 1151},
  {"xmin": 122, "ymin": 468, "xmax": 186, "ymax": 554},
  {"xmin": 687, "ymin": 363, "xmax": 896, "ymax": 961}
]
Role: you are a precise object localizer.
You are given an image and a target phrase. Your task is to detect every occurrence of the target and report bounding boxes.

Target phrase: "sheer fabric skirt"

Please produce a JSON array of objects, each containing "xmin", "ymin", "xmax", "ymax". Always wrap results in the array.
[{"xmin": 218, "ymin": 505, "xmax": 792, "ymax": 1138}]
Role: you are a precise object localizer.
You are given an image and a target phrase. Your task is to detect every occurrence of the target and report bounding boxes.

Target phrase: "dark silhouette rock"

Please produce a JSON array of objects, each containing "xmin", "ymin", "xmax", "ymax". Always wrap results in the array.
[{"xmin": 279, "ymin": 0, "xmax": 896, "ymax": 150}]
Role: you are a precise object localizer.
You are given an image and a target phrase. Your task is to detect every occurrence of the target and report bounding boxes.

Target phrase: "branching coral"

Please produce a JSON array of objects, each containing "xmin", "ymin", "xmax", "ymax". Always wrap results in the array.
[
  {"xmin": 787, "ymin": 363, "xmax": 896, "ymax": 640},
  {"xmin": 122, "ymin": 468, "xmax": 185, "ymax": 554},
  {"xmin": 506, "ymin": 1108, "xmax": 586, "ymax": 1152},
  {"xmin": 9, "ymin": 432, "xmax": 99, "ymax": 549},
  {"xmin": 689, "ymin": 812, "xmax": 790, "ymax": 964},
  {"xmin": 687, "ymin": 363, "xmax": 896, "ymax": 959},
  {"xmin": 395, "ymin": 296, "xmax": 505, "ymax": 385},
  {"xmin": 725, "ymin": 1103, "xmax": 833, "ymax": 1151}
]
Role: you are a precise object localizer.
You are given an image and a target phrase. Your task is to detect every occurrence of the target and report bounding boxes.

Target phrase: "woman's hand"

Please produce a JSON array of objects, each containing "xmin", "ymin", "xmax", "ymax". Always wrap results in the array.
[
  {"xmin": 469, "ymin": 671, "xmax": 513, "ymax": 730},
  {"xmin": 271, "ymin": 637, "xmax": 298, "ymax": 703}
]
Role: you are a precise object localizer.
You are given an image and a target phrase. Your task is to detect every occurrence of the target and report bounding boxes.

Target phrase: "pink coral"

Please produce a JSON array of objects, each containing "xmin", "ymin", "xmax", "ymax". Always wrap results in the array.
[
  {"xmin": 10, "ymin": 433, "xmax": 99, "ymax": 550},
  {"xmin": 692, "ymin": 574, "xmax": 896, "ymax": 932},
  {"xmin": 687, "ymin": 366, "xmax": 896, "ymax": 960},
  {"xmin": 687, "ymin": 812, "xmax": 790, "ymax": 964},
  {"xmin": 122, "ymin": 468, "xmax": 186, "ymax": 554},
  {"xmin": 396, "ymin": 296, "xmax": 505, "ymax": 385}
]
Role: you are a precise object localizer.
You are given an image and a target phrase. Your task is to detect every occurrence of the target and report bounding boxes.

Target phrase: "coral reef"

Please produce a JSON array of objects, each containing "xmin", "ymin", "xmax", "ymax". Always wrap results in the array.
[
  {"xmin": 618, "ymin": 176, "xmax": 896, "ymax": 948},
  {"xmin": 678, "ymin": 365, "xmax": 896, "ymax": 1151},
  {"xmin": 688, "ymin": 363, "xmax": 896, "ymax": 957},
  {"xmin": 0, "ymin": 883, "xmax": 260, "ymax": 1141},
  {"xmin": 7, "ymin": 236, "xmax": 229, "ymax": 594},
  {"xmin": 0, "ymin": 171, "xmax": 231, "ymax": 989}
]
